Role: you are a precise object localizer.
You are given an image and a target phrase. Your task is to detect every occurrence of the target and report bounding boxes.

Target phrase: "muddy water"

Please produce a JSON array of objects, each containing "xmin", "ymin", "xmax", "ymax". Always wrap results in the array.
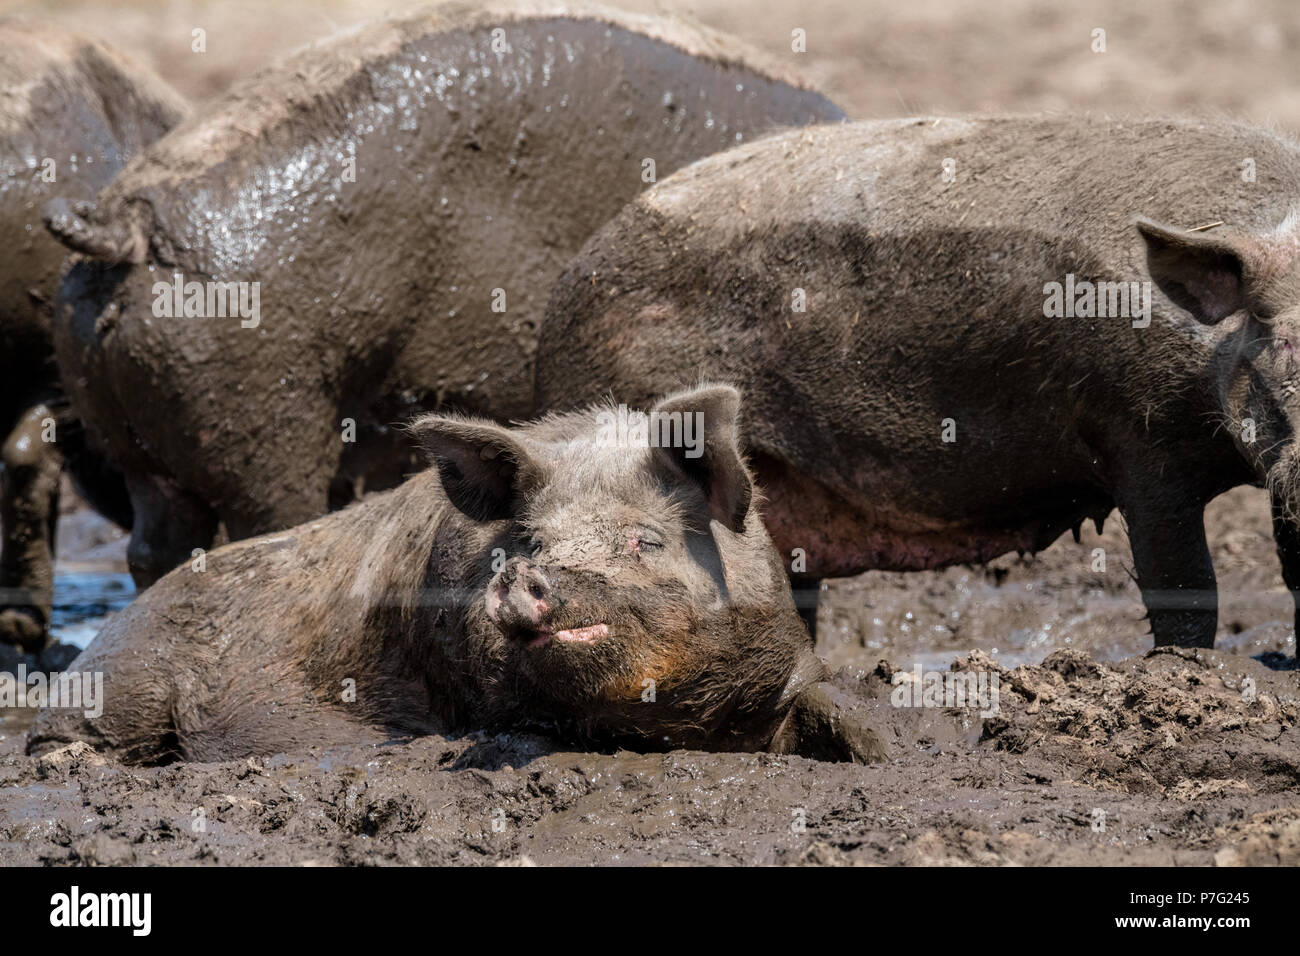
[
  {"xmin": 47, "ymin": 491, "xmax": 133, "ymax": 648},
  {"xmin": 49, "ymin": 570, "xmax": 134, "ymax": 649}
]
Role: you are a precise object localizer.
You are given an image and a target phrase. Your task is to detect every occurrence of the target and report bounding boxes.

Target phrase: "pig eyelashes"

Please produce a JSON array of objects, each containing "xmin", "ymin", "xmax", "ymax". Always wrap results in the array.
[
  {"xmin": 518, "ymin": 525, "xmax": 668, "ymax": 559},
  {"xmin": 629, "ymin": 526, "xmax": 666, "ymax": 555}
]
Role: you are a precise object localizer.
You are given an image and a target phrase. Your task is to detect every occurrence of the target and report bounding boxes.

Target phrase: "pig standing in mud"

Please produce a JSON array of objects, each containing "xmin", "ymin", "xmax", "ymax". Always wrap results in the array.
[
  {"xmin": 45, "ymin": 1, "xmax": 845, "ymax": 589},
  {"xmin": 29, "ymin": 387, "xmax": 881, "ymax": 764},
  {"xmin": 0, "ymin": 20, "xmax": 187, "ymax": 649},
  {"xmin": 537, "ymin": 116, "xmax": 1300, "ymax": 653}
]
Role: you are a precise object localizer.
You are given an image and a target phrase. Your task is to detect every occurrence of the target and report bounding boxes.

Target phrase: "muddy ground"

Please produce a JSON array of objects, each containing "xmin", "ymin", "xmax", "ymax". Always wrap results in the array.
[
  {"xmin": 0, "ymin": 645, "xmax": 1297, "ymax": 865},
  {"xmin": 0, "ymin": 488, "xmax": 1295, "ymax": 866},
  {"xmin": 1, "ymin": 0, "xmax": 1299, "ymax": 865}
]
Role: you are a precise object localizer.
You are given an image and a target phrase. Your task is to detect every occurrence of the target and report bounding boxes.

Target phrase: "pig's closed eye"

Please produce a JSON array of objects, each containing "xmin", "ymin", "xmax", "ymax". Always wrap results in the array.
[
  {"xmin": 631, "ymin": 530, "xmax": 664, "ymax": 553},
  {"xmin": 528, "ymin": 535, "xmax": 544, "ymax": 557}
]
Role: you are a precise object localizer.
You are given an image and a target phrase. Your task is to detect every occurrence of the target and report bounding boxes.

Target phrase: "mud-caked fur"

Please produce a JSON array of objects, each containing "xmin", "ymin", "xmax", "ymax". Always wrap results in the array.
[
  {"xmin": 28, "ymin": 386, "xmax": 835, "ymax": 763},
  {"xmin": 0, "ymin": 19, "xmax": 187, "ymax": 649},
  {"xmin": 538, "ymin": 116, "xmax": 1300, "ymax": 652},
  {"xmin": 45, "ymin": 1, "xmax": 845, "ymax": 590}
]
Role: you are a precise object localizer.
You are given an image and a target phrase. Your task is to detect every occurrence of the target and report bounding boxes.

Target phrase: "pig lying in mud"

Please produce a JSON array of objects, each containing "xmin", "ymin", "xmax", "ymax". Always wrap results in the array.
[
  {"xmin": 44, "ymin": 1, "xmax": 845, "ymax": 590},
  {"xmin": 537, "ymin": 116, "xmax": 1300, "ymax": 653},
  {"xmin": 28, "ymin": 387, "xmax": 882, "ymax": 764},
  {"xmin": 0, "ymin": 20, "xmax": 187, "ymax": 650}
]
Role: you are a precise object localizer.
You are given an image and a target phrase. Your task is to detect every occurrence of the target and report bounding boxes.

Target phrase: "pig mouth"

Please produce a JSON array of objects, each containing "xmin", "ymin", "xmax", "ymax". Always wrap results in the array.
[{"xmin": 525, "ymin": 623, "xmax": 610, "ymax": 650}]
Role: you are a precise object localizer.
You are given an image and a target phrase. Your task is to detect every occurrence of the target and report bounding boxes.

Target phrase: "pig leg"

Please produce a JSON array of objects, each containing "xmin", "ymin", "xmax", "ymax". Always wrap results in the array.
[
  {"xmin": 771, "ymin": 681, "xmax": 886, "ymax": 763},
  {"xmin": 125, "ymin": 475, "xmax": 217, "ymax": 589},
  {"xmin": 1269, "ymin": 493, "xmax": 1300, "ymax": 657},
  {"xmin": 0, "ymin": 404, "xmax": 62, "ymax": 652},
  {"xmin": 57, "ymin": 411, "xmax": 133, "ymax": 530},
  {"xmin": 27, "ymin": 592, "xmax": 194, "ymax": 763},
  {"xmin": 1119, "ymin": 492, "xmax": 1216, "ymax": 648}
]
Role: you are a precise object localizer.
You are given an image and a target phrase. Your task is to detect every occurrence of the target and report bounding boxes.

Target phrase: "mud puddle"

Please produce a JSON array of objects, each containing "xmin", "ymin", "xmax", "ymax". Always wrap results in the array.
[
  {"xmin": 50, "ymin": 483, "xmax": 133, "ymax": 649},
  {"xmin": 49, "ymin": 569, "xmax": 134, "ymax": 649}
]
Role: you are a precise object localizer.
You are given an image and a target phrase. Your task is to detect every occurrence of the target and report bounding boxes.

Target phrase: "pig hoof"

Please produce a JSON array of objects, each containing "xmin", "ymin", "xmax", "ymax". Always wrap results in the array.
[
  {"xmin": 775, "ymin": 682, "xmax": 886, "ymax": 764},
  {"xmin": 0, "ymin": 607, "xmax": 48, "ymax": 653}
]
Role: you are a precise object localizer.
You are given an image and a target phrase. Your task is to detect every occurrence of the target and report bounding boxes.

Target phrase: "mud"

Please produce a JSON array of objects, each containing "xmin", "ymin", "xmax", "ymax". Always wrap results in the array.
[
  {"xmin": 0, "ymin": 642, "xmax": 1295, "ymax": 866},
  {"xmin": 0, "ymin": 486, "xmax": 1294, "ymax": 865},
  {"xmin": 819, "ymin": 488, "xmax": 1298, "ymax": 673}
]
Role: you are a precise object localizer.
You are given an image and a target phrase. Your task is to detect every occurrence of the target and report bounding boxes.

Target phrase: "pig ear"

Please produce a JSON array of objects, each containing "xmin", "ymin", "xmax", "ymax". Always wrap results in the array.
[
  {"xmin": 1135, "ymin": 217, "xmax": 1255, "ymax": 324},
  {"xmin": 43, "ymin": 198, "xmax": 147, "ymax": 265},
  {"xmin": 650, "ymin": 384, "xmax": 753, "ymax": 533},
  {"xmin": 413, "ymin": 416, "xmax": 541, "ymax": 522}
]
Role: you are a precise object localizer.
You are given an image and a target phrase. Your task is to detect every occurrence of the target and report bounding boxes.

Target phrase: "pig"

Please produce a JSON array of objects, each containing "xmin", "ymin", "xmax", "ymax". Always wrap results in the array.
[
  {"xmin": 27, "ymin": 386, "xmax": 882, "ymax": 763},
  {"xmin": 536, "ymin": 116, "xmax": 1300, "ymax": 653},
  {"xmin": 44, "ymin": 1, "xmax": 846, "ymax": 592},
  {"xmin": 0, "ymin": 20, "xmax": 187, "ymax": 650}
]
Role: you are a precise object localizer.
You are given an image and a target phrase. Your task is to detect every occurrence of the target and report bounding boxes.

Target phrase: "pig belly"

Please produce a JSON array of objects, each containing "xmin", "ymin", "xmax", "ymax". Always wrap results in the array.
[
  {"xmin": 752, "ymin": 455, "xmax": 1107, "ymax": 577},
  {"xmin": 766, "ymin": 508, "xmax": 1053, "ymax": 576}
]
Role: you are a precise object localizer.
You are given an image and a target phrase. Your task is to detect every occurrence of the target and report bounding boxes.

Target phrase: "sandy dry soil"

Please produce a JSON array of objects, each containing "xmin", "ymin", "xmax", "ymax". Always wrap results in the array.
[{"xmin": 0, "ymin": 0, "xmax": 1298, "ymax": 865}]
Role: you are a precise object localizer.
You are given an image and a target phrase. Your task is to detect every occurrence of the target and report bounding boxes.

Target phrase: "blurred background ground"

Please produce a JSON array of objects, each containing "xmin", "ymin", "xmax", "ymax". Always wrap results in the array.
[{"xmin": 5, "ymin": 0, "xmax": 1300, "ymax": 128}]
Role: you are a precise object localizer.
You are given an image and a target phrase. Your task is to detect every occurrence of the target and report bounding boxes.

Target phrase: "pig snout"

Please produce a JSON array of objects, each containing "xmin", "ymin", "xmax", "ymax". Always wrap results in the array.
[
  {"xmin": 487, "ymin": 558, "xmax": 554, "ymax": 638},
  {"xmin": 485, "ymin": 557, "xmax": 612, "ymax": 649}
]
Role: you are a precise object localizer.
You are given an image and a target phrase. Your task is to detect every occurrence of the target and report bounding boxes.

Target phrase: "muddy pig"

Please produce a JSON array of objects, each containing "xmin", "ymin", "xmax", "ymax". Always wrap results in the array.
[
  {"xmin": 27, "ymin": 386, "xmax": 882, "ymax": 763},
  {"xmin": 44, "ymin": 1, "xmax": 846, "ymax": 590},
  {"xmin": 537, "ymin": 116, "xmax": 1300, "ymax": 652},
  {"xmin": 0, "ymin": 20, "xmax": 187, "ymax": 650}
]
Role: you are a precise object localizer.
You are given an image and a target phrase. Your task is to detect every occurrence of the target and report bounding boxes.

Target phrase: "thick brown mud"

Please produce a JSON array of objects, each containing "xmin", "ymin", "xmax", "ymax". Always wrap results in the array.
[
  {"xmin": 0, "ymin": 488, "xmax": 1295, "ymax": 866},
  {"xmin": 1, "ymin": 643, "xmax": 1295, "ymax": 866}
]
